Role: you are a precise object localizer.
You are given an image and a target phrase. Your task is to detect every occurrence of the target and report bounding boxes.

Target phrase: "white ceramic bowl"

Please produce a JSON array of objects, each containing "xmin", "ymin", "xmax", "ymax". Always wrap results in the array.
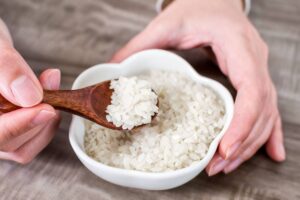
[{"xmin": 69, "ymin": 49, "xmax": 234, "ymax": 190}]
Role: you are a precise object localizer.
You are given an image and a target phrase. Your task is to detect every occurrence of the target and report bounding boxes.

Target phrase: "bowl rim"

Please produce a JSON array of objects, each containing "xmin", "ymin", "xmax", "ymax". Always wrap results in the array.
[{"xmin": 69, "ymin": 49, "xmax": 234, "ymax": 178}]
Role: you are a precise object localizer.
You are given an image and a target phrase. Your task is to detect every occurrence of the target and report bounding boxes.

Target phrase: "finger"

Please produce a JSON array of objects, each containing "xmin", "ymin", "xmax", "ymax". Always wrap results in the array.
[
  {"xmin": 206, "ymin": 153, "xmax": 230, "ymax": 176},
  {"xmin": 224, "ymin": 103, "xmax": 273, "ymax": 161},
  {"xmin": 218, "ymin": 85, "xmax": 260, "ymax": 159},
  {"xmin": 39, "ymin": 68, "xmax": 61, "ymax": 90},
  {"xmin": 0, "ymin": 69, "xmax": 61, "ymax": 151},
  {"xmin": 266, "ymin": 117, "xmax": 285, "ymax": 162},
  {"xmin": 0, "ymin": 46, "xmax": 42, "ymax": 107},
  {"xmin": 110, "ymin": 23, "xmax": 170, "ymax": 63},
  {"xmin": 0, "ymin": 104, "xmax": 56, "ymax": 147},
  {"xmin": 0, "ymin": 115, "xmax": 59, "ymax": 164},
  {"xmin": 0, "ymin": 124, "xmax": 44, "ymax": 152},
  {"xmin": 222, "ymin": 116, "xmax": 275, "ymax": 174}
]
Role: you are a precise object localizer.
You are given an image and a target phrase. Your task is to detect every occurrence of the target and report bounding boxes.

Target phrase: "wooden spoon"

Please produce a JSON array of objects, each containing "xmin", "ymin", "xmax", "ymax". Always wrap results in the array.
[{"xmin": 0, "ymin": 80, "xmax": 151, "ymax": 130}]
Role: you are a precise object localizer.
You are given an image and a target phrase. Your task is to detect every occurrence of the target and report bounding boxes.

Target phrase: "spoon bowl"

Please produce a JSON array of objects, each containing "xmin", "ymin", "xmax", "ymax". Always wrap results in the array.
[{"xmin": 0, "ymin": 80, "xmax": 158, "ymax": 130}]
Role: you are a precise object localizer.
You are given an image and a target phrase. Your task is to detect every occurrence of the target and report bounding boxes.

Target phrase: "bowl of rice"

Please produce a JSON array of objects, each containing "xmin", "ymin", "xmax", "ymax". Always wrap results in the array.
[{"xmin": 69, "ymin": 49, "xmax": 234, "ymax": 190}]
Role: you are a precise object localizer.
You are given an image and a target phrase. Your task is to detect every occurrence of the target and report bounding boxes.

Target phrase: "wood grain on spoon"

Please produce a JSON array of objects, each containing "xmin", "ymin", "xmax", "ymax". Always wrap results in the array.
[{"xmin": 0, "ymin": 81, "xmax": 145, "ymax": 130}]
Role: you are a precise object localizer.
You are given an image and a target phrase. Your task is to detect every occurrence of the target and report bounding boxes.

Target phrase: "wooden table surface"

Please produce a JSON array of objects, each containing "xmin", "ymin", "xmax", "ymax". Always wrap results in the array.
[{"xmin": 0, "ymin": 0, "xmax": 299, "ymax": 199}]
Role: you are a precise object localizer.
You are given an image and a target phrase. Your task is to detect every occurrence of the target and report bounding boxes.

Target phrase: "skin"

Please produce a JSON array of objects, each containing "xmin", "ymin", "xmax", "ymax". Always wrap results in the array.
[
  {"xmin": 0, "ymin": 18, "xmax": 61, "ymax": 164},
  {"xmin": 110, "ymin": 0, "xmax": 285, "ymax": 175},
  {"xmin": 0, "ymin": 0, "xmax": 285, "ymax": 174}
]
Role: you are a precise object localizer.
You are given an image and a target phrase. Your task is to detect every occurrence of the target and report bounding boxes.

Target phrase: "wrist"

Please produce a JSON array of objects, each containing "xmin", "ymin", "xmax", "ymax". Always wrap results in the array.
[{"xmin": 157, "ymin": 0, "xmax": 250, "ymax": 14}]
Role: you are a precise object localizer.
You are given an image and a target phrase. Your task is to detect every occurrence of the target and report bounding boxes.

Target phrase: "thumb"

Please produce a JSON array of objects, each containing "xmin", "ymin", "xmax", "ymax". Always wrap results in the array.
[
  {"xmin": 110, "ymin": 24, "xmax": 170, "ymax": 63},
  {"xmin": 0, "ymin": 46, "xmax": 43, "ymax": 107}
]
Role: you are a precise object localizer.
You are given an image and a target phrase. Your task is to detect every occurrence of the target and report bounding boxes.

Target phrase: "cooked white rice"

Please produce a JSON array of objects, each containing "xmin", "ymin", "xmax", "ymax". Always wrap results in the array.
[
  {"xmin": 84, "ymin": 70, "xmax": 225, "ymax": 172},
  {"xmin": 106, "ymin": 77, "xmax": 158, "ymax": 130}
]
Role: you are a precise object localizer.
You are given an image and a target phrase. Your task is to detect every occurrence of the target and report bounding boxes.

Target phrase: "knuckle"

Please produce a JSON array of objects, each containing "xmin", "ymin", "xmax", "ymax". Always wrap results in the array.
[
  {"xmin": 247, "ymin": 83, "xmax": 270, "ymax": 104},
  {"xmin": 228, "ymin": 21, "xmax": 253, "ymax": 42},
  {"xmin": 0, "ymin": 46, "xmax": 16, "ymax": 64}
]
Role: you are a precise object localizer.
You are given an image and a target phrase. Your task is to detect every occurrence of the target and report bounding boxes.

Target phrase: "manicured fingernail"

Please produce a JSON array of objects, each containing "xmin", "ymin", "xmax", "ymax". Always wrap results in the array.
[
  {"xmin": 47, "ymin": 69, "xmax": 61, "ymax": 90},
  {"xmin": 226, "ymin": 142, "xmax": 241, "ymax": 159},
  {"xmin": 278, "ymin": 143, "xmax": 286, "ymax": 161},
  {"xmin": 223, "ymin": 157, "xmax": 243, "ymax": 174},
  {"xmin": 208, "ymin": 158, "xmax": 230, "ymax": 176},
  {"xmin": 32, "ymin": 110, "xmax": 56, "ymax": 126},
  {"xmin": 11, "ymin": 75, "xmax": 42, "ymax": 107}
]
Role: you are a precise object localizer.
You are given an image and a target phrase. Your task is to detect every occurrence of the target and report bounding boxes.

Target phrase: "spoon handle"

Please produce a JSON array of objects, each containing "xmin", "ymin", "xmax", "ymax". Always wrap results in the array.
[
  {"xmin": 0, "ymin": 88, "xmax": 92, "ymax": 115},
  {"xmin": 0, "ymin": 94, "xmax": 19, "ymax": 113},
  {"xmin": 43, "ymin": 89, "xmax": 92, "ymax": 116}
]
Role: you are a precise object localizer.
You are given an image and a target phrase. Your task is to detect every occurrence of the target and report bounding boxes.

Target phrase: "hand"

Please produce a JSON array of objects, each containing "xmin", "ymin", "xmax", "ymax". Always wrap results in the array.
[
  {"xmin": 0, "ymin": 19, "xmax": 61, "ymax": 164},
  {"xmin": 110, "ymin": 0, "xmax": 285, "ymax": 175}
]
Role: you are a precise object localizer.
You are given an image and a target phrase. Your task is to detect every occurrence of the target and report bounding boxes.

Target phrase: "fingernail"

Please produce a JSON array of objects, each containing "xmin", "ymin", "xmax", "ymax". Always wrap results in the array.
[
  {"xmin": 223, "ymin": 157, "xmax": 243, "ymax": 174},
  {"xmin": 47, "ymin": 69, "xmax": 61, "ymax": 90},
  {"xmin": 31, "ymin": 110, "xmax": 56, "ymax": 126},
  {"xmin": 226, "ymin": 142, "xmax": 241, "ymax": 160},
  {"xmin": 208, "ymin": 158, "xmax": 230, "ymax": 176},
  {"xmin": 278, "ymin": 143, "xmax": 286, "ymax": 161},
  {"xmin": 11, "ymin": 75, "xmax": 42, "ymax": 107}
]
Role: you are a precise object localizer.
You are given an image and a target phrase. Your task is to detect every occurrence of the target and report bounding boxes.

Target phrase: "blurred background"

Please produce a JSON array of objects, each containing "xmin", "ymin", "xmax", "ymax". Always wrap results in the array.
[{"xmin": 0, "ymin": 0, "xmax": 299, "ymax": 199}]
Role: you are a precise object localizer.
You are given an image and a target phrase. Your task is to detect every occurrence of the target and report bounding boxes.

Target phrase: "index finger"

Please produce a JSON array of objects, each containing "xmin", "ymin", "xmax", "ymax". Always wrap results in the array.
[{"xmin": 0, "ymin": 104, "xmax": 55, "ymax": 148}]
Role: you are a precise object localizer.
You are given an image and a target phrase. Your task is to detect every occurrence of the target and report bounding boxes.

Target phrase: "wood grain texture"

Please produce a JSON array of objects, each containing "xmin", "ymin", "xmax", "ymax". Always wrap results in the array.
[
  {"xmin": 0, "ymin": 82, "xmax": 119, "ymax": 129},
  {"xmin": 0, "ymin": 0, "xmax": 299, "ymax": 199}
]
